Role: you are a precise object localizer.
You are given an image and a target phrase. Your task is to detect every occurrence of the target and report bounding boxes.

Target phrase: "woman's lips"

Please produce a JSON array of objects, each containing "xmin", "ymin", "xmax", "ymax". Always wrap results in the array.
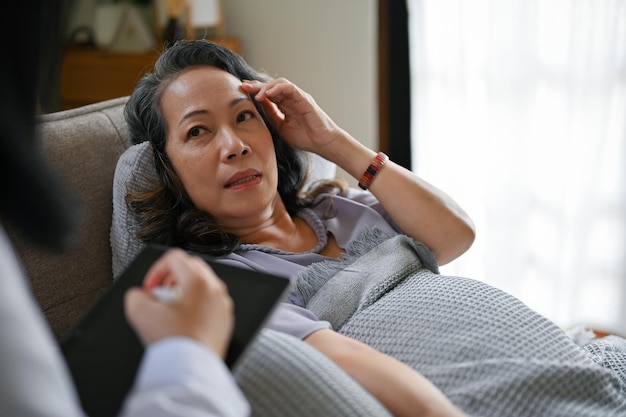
[{"xmin": 225, "ymin": 169, "xmax": 261, "ymax": 189}]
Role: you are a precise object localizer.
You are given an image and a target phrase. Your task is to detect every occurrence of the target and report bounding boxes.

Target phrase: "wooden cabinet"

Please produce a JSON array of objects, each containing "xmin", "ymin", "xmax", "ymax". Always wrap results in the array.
[{"xmin": 60, "ymin": 37, "xmax": 240, "ymax": 110}]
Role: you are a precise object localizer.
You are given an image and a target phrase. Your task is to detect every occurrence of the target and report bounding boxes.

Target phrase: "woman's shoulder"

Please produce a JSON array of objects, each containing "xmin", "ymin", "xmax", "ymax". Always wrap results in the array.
[
  {"xmin": 306, "ymin": 189, "xmax": 402, "ymax": 238},
  {"xmin": 311, "ymin": 187, "xmax": 379, "ymax": 207},
  {"xmin": 309, "ymin": 188, "xmax": 385, "ymax": 219}
]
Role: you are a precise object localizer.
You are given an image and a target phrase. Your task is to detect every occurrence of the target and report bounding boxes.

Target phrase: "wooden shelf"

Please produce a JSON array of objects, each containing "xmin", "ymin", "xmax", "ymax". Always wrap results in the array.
[{"xmin": 60, "ymin": 37, "xmax": 241, "ymax": 110}]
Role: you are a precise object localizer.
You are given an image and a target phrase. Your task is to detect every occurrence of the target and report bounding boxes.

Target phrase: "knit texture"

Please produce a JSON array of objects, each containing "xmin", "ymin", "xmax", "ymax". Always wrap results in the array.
[
  {"xmin": 295, "ymin": 231, "xmax": 626, "ymax": 416},
  {"xmin": 234, "ymin": 329, "xmax": 392, "ymax": 417}
]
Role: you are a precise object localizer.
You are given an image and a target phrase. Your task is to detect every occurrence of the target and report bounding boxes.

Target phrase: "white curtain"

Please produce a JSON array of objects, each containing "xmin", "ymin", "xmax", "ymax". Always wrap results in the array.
[{"xmin": 408, "ymin": 0, "xmax": 626, "ymax": 335}]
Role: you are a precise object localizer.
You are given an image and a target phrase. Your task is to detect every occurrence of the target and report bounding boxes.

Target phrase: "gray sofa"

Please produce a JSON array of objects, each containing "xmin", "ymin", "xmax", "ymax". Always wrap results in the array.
[{"xmin": 8, "ymin": 97, "xmax": 392, "ymax": 417}]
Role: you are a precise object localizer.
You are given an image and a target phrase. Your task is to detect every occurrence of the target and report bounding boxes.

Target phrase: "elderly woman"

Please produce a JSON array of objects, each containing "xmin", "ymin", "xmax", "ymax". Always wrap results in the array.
[{"xmin": 122, "ymin": 39, "xmax": 626, "ymax": 417}]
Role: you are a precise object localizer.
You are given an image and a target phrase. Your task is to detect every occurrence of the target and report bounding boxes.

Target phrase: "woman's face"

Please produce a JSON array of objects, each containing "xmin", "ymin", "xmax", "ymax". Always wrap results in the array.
[{"xmin": 161, "ymin": 66, "xmax": 279, "ymax": 230}]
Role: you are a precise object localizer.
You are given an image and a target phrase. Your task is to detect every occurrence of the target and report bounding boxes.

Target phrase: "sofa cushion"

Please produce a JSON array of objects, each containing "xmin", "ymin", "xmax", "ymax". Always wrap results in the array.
[{"xmin": 111, "ymin": 142, "xmax": 154, "ymax": 278}]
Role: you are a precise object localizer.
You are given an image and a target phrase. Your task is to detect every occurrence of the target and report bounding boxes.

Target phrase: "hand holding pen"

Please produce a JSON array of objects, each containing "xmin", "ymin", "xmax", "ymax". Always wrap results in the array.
[{"xmin": 124, "ymin": 248, "xmax": 235, "ymax": 359}]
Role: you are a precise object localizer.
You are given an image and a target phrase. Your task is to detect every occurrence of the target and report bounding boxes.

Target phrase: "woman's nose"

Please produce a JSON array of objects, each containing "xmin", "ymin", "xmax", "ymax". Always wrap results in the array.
[
  {"xmin": 219, "ymin": 129, "xmax": 251, "ymax": 160},
  {"xmin": 227, "ymin": 147, "xmax": 249, "ymax": 159}
]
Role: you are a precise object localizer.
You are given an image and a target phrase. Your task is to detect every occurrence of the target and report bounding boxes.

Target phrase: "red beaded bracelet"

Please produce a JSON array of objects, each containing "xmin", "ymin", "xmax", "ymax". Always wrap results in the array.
[{"xmin": 358, "ymin": 152, "xmax": 389, "ymax": 190}]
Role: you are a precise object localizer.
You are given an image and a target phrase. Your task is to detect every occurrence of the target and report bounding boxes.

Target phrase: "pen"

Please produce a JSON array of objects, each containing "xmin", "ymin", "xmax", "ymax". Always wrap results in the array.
[{"xmin": 152, "ymin": 286, "xmax": 181, "ymax": 304}]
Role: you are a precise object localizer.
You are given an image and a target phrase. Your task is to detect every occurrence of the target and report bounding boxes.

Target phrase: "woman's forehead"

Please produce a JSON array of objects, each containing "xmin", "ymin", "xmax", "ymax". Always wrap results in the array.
[
  {"xmin": 168, "ymin": 66, "xmax": 242, "ymax": 96},
  {"xmin": 161, "ymin": 67, "xmax": 248, "ymax": 119}
]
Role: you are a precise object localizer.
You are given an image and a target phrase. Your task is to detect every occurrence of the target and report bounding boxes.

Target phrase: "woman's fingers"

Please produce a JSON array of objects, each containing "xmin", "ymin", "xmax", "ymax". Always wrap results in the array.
[
  {"xmin": 242, "ymin": 78, "xmax": 341, "ymax": 156},
  {"xmin": 243, "ymin": 78, "xmax": 307, "ymax": 110}
]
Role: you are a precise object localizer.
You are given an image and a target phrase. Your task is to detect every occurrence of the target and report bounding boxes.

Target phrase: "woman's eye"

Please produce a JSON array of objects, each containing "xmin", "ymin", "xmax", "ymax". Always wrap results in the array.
[
  {"xmin": 188, "ymin": 126, "xmax": 205, "ymax": 138},
  {"xmin": 237, "ymin": 111, "xmax": 254, "ymax": 123}
]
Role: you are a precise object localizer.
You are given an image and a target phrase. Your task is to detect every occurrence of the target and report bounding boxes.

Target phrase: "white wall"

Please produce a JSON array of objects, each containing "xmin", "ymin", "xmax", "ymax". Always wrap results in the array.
[{"xmin": 67, "ymin": 0, "xmax": 378, "ymax": 185}]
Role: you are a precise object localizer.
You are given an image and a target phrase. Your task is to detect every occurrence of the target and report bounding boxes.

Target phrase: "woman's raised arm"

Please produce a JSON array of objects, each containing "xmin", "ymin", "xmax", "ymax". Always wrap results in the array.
[{"xmin": 242, "ymin": 78, "xmax": 475, "ymax": 265}]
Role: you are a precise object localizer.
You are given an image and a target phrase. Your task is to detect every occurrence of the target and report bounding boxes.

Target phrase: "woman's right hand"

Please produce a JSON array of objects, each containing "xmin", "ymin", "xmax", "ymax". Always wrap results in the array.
[
  {"xmin": 124, "ymin": 248, "xmax": 235, "ymax": 359},
  {"xmin": 241, "ymin": 78, "xmax": 344, "ymax": 158}
]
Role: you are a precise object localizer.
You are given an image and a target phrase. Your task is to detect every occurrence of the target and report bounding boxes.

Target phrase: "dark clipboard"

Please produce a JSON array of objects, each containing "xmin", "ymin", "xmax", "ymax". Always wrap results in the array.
[{"xmin": 60, "ymin": 244, "xmax": 292, "ymax": 417}]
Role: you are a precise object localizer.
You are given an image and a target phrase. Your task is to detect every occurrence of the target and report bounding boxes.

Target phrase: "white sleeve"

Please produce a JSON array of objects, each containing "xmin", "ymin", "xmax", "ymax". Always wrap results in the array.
[
  {"xmin": 0, "ymin": 227, "xmax": 86, "ymax": 417},
  {"xmin": 119, "ymin": 337, "xmax": 250, "ymax": 417}
]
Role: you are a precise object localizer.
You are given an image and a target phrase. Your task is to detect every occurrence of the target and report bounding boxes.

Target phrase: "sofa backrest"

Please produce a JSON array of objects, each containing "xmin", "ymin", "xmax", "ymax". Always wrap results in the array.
[{"xmin": 7, "ymin": 97, "xmax": 132, "ymax": 340}]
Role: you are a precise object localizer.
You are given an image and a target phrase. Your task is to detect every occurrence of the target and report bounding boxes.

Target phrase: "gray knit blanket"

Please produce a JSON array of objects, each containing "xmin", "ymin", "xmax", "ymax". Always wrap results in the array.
[{"xmin": 292, "ymin": 229, "xmax": 626, "ymax": 417}]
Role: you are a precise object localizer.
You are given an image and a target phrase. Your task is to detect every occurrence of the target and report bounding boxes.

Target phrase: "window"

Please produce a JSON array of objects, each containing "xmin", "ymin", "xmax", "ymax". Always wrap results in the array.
[{"xmin": 408, "ymin": 0, "xmax": 626, "ymax": 334}]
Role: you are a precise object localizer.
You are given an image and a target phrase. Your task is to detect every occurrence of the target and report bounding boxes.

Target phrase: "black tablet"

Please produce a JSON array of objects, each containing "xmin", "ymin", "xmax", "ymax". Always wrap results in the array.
[{"xmin": 60, "ymin": 244, "xmax": 292, "ymax": 417}]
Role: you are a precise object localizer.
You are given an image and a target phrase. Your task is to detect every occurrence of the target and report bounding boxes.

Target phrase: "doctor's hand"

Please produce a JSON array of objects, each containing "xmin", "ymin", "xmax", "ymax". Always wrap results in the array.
[{"xmin": 124, "ymin": 248, "xmax": 235, "ymax": 359}]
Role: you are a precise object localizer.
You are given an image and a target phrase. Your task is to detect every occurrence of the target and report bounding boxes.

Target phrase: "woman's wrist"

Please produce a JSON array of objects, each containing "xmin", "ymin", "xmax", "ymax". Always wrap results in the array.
[
  {"xmin": 315, "ymin": 133, "xmax": 378, "ymax": 181},
  {"xmin": 358, "ymin": 152, "xmax": 389, "ymax": 190}
]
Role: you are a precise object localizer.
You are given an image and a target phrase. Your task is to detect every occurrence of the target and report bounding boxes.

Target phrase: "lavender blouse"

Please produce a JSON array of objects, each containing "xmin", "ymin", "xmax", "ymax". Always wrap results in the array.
[{"xmin": 217, "ymin": 189, "xmax": 402, "ymax": 340}]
